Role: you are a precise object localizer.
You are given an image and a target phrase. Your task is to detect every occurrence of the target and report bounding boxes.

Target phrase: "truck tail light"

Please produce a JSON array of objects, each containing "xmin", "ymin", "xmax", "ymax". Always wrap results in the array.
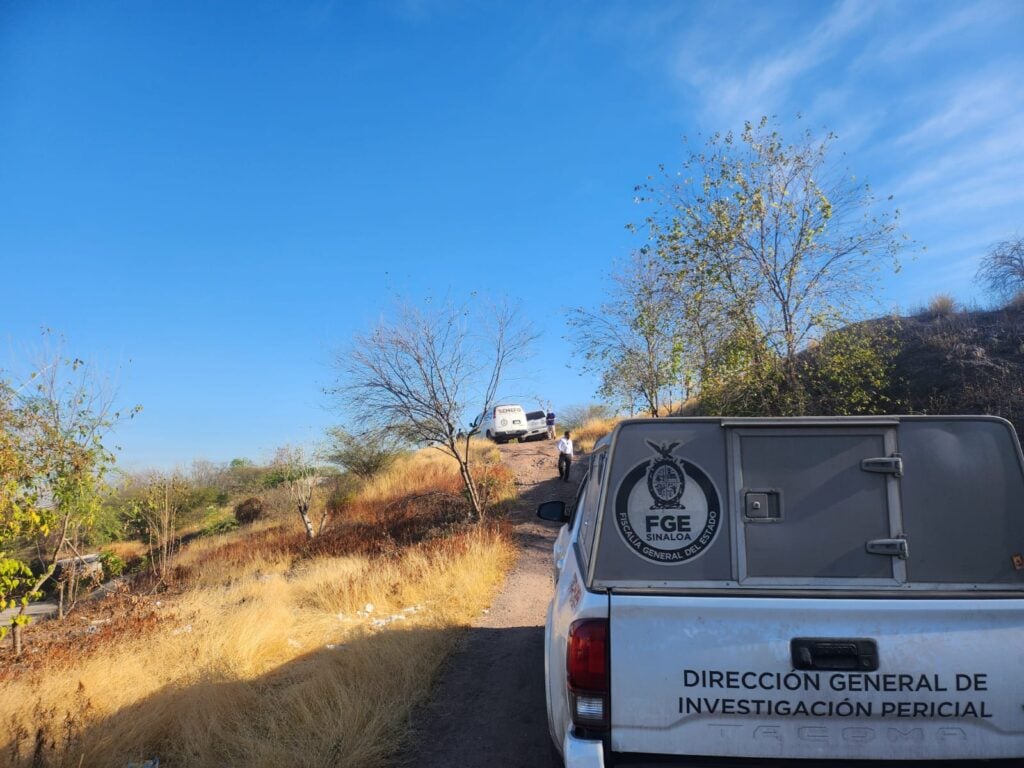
[{"xmin": 567, "ymin": 618, "xmax": 609, "ymax": 729}]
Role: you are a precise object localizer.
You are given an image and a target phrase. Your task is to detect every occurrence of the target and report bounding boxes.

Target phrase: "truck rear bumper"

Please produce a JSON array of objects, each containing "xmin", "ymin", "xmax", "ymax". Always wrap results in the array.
[{"xmin": 563, "ymin": 730, "xmax": 605, "ymax": 768}]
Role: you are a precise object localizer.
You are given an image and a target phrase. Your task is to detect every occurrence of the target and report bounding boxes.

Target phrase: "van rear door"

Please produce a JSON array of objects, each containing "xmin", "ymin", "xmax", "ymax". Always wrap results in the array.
[
  {"xmin": 599, "ymin": 417, "xmax": 1024, "ymax": 762},
  {"xmin": 493, "ymin": 404, "xmax": 526, "ymax": 434}
]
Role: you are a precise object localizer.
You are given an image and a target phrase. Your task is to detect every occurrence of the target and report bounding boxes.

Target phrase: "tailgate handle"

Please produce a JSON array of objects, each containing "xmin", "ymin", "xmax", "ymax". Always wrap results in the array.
[
  {"xmin": 861, "ymin": 455, "xmax": 903, "ymax": 477},
  {"xmin": 866, "ymin": 536, "xmax": 909, "ymax": 559},
  {"xmin": 791, "ymin": 638, "xmax": 878, "ymax": 672}
]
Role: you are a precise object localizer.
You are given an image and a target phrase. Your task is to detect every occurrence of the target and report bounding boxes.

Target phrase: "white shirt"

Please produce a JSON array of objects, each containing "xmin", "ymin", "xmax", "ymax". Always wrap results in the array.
[{"xmin": 557, "ymin": 437, "xmax": 573, "ymax": 456}]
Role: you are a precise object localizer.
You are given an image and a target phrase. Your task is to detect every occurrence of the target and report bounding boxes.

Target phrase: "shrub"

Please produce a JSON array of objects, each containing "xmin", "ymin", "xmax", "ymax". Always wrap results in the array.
[
  {"xmin": 203, "ymin": 517, "xmax": 239, "ymax": 537},
  {"xmin": 919, "ymin": 294, "xmax": 957, "ymax": 319},
  {"xmin": 98, "ymin": 550, "xmax": 126, "ymax": 580},
  {"xmin": 233, "ymin": 497, "xmax": 264, "ymax": 525},
  {"xmin": 799, "ymin": 322, "xmax": 904, "ymax": 415},
  {"xmin": 473, "ymin": 463, "xmax": 516, "ymax": 510},
  {"xmin": 325, "ymin": 427, "xmax": 404, "ymax": 479},
  {"xmin": 325, "ymin": 473, "xmax": 363, "ymax": 518}
]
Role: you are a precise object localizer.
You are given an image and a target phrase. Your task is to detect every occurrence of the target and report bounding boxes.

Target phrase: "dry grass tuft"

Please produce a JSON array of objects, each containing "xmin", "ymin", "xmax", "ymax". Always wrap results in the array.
[
  {"xmin": 0, "ymin": 445, "xmax": 517, "ymax": 768},
  {"xmin": 100, "ymin": 538, "xmax": 147, "ymax": 562},
  {"xmin": 915, "ymin": 293, "xmax": 958, "ymax": 319},
  {"xmin": 572, "ymin": 417, "xmax": 619, "ymax": 453}
]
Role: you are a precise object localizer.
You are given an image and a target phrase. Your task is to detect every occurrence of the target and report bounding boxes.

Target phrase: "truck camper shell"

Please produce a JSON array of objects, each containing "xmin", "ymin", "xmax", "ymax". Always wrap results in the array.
[{"xmin": 582, "ymin": 416, "xmax": 1024, "ymax": 595}]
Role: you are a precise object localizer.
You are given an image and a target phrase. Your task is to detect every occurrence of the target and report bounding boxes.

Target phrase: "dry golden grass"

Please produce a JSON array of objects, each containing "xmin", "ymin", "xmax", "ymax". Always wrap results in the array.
[
  {"xmin": 0, "ymin": 445, "xmax": 517, "ymax": 768},
  {"xmin": 572, "ymin": 417, "xmax": 619, "ymax": 453},
  {"xmin": 98, "ymin": 537, "xmax": 147, "ymax": 562},
  {"xmin": 357, "ymin": 439, "xmax": 499, "ymax": 504}
]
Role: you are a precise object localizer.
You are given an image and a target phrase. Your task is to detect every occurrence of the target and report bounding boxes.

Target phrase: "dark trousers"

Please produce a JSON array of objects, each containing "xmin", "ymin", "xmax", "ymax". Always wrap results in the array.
[{"xmin": 558, "ymin": 453, "xmax": 572, "ymax": 481}]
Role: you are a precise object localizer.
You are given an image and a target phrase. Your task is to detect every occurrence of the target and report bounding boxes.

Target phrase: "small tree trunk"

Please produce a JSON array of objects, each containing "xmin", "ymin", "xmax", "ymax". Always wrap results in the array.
[
  {"xmin": 68, "ymin": 569, "xmax": 80, "ymax": 615},
  {"xmin": 298, "ymin": 502, "xmax": 316, "ymax": 539},
  {"xmin": 58, "ymin": 581, "xmax": 65, "ymax": 621},
  {"xmin": 12, "ymin": 623, "xmax": 22, "ymax": 656},
  {"xmin": 458, "ymin": 460, "xmax": 483, "ymax": 522},
  {"xmin": 452, "ymin": 437, "xmax": 483, "ymax": 523}
]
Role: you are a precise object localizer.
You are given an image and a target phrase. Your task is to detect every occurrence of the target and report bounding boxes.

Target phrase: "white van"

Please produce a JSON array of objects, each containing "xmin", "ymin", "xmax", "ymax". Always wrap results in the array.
[
  {"xmin": 538, "ymin": 416, "xmax": 1024, "ymax": 766},
  {"xmin": 476, "ymin": 404, "xmax": 528, "ymax": 443}
]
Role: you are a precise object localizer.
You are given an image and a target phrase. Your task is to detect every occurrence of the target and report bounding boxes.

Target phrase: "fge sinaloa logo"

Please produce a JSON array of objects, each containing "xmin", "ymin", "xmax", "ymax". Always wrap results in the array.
[{"xmin": 614, "ymin": 440, "xmax": 721, "ymax": 564}]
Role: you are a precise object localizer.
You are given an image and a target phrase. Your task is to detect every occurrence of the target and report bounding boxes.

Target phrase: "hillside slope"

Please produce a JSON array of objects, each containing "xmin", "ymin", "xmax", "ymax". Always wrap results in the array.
[{"xmin": 880, "ymin": 305, "xmax": 1024, "ymax": 434}]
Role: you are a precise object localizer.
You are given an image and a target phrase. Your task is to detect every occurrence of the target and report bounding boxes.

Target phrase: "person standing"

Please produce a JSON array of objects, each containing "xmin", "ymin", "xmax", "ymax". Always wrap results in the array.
[
  {"xmin": 545, "ymin": 408, "xmax": 556, "ymax": 439},
  {"xmin": 557, "ymin": 430, "xmax": 573, "ymax": 482}
]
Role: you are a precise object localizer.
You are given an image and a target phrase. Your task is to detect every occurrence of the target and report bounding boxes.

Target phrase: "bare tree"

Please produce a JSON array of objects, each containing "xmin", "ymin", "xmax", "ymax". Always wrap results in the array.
[
  {"xmin": 569, "ymin": 252, "xmax": 686, "ymax": 416},
  {"xmin": 333, "ymin": 300, "xmax": 534, "ymax": 522},
  {"xmin": 266, "ymin": 446, "xmax": 325, "ymax": 538},
  {"xmin": 977, "ymin": 236, "xmax": 1024, "ymax": 303},
  {"xmin": 128, "ymin": 471, "xmax": 190, "ymax": 586}
]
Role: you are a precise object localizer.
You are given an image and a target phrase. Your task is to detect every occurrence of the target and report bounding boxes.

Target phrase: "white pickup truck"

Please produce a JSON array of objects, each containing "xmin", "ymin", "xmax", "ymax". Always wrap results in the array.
[{"xmin": 537, "ymin": 416, "xmax": 1024, "ymax": 766}]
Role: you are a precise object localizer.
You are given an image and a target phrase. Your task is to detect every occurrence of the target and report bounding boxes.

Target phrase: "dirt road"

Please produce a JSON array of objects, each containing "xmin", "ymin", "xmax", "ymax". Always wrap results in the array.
[{"xmin": 391, "ymin": 440, "xmax": 582, "ymax": 768}]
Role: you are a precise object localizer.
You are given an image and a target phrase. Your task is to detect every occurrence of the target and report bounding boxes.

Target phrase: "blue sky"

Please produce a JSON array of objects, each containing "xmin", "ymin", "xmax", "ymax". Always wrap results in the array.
[{"xmin": 1, "ymin": 0, "xmax": 1021, "ymax": 469}]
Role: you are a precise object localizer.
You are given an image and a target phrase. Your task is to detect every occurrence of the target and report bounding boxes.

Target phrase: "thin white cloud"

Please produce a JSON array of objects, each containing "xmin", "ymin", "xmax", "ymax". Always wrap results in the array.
[
  {"xmin": 868, "ymin": 2, "xmax": 998, "ymax": 63},
  {"xmin": 676, "ymin": 0, "xmax": 877, "ymax": 123},
  {"xmin": 895, "ymin": 76, "xmax": 1023, "ymax": 149},
  {"xmin": 902, "ymin": 172, "xmax": 1024, "ymax": 229},
  {"xmin": 894, "ymin": 112, "xmax": 1024, "ymax": 198}
]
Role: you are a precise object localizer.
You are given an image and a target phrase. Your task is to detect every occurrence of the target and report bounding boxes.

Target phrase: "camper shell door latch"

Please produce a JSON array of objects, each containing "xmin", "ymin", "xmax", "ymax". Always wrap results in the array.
[
  {"xmin": 861, "ymin": 454, "xmax": 903, "ymax": 477},
  {"xmin": 866, "ymin": 535, "xmax": 909, "ymax": 559}
]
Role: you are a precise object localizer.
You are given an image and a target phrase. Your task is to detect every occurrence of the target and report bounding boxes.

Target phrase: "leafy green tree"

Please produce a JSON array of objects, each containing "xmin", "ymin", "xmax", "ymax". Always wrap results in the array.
[
  {"xmin": 0, "ymin": 379, "xmax": 42, "ymax": 646},
  {"xmin": 692, "ymin": 330, "xmax": 785, "ymax": 416},
  {"xmin": 636, "ymin": 116, "xmax": 907, "ymax": 413},
  {"xmin": 800, "ymin": 322, "xmax": 905, "ymax": 415},
  {"xmin": 1, "ymin": 339, "xmax": 138, "ymax": 651}
]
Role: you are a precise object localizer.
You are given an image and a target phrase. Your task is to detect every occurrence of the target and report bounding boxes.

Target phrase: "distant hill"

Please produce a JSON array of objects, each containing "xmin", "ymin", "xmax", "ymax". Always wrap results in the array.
[{"xmin": 877, "ymin": 304, "xmax": 1024, "ymax": 436}]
